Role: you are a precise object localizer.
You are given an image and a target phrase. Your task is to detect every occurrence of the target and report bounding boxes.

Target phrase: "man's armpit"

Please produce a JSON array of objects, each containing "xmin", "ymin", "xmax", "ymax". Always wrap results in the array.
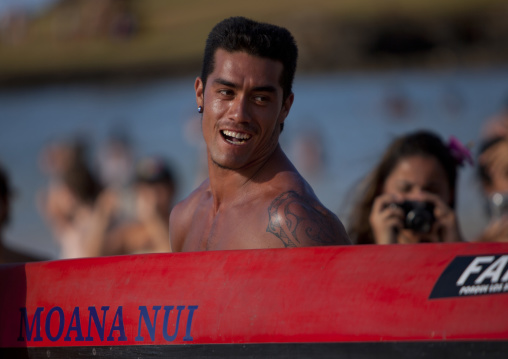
[{"xmin": 266, "ymin": 191, "xmax": 340, "ymax": 247}]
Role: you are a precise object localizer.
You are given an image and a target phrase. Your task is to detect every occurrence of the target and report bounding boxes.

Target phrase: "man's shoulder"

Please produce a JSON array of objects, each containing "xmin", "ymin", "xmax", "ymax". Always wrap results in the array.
[{"xmin": 262, "ymin": 187, "xmax": 351, "ymax": 247}]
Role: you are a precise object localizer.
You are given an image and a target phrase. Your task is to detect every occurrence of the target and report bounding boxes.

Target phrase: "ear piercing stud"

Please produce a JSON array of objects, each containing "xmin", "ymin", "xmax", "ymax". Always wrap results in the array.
[{"xmin": 198, "ymin": 106, "xmax": 203, "ymax": 113}]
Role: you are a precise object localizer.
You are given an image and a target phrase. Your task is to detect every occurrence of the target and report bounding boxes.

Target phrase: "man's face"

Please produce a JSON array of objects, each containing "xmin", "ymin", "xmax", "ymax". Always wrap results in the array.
[{"xmin": 195, "ymin": 49, "xmax": 293, "ymax": 171}]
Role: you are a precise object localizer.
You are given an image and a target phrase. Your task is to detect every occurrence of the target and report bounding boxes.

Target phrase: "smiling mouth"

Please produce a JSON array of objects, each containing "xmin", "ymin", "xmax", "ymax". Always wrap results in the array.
[{"xmin": 221, "ymin": 130, "xmax": 252, "ymax": 145}]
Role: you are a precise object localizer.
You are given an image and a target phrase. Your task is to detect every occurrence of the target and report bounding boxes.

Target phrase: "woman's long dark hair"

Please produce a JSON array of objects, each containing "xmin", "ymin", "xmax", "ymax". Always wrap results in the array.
[{"xmin": 347, "ymin": 130, "xmax": 459, "ymax": 244}]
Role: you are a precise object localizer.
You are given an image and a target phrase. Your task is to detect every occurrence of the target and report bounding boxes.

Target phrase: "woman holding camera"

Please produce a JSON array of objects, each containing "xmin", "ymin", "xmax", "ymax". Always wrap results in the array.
[{"xmin": 348, "ymin": 130, "xmax": 468, "ymax": 245}]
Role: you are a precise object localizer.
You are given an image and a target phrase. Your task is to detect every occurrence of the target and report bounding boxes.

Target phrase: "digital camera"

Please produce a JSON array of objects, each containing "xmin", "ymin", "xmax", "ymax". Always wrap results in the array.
[{"xmin": 397, "ymin": 200, "xmax": 435, "ymax": 233}]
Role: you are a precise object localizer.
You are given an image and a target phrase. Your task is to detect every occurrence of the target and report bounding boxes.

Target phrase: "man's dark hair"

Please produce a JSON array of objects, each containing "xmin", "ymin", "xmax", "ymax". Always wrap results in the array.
[{"xmin": 200, "ymin": 16, "xmax": 298, "ymax": 102}]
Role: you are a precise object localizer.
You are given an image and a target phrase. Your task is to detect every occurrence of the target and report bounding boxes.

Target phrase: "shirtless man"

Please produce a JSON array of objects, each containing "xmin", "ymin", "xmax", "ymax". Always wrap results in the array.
[{"xmin": 169, "ymin": 17, "xmax": 351, "ymax": 251}]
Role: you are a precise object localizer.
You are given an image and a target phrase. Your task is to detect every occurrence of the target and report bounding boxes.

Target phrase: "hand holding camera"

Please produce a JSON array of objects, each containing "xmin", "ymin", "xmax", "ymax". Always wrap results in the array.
[
  {"xmin": 370, "ymin": 193, "xmax": 405, "ymax": 244},
  {"xmin": 370, "ymin": 192, "xmax": 461, "ymax": 244}
]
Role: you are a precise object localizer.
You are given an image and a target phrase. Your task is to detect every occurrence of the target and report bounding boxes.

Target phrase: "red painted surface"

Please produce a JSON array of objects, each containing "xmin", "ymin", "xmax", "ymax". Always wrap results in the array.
[{"xmin": 1, "ymin": 242, "xmax": 508, "ymax": 348}]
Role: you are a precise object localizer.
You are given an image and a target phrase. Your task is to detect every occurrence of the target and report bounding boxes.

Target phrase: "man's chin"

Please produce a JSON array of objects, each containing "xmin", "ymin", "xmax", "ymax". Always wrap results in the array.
[{"xmin": 211, "ymin": 157, "xmax": 243, "ymax": 171}]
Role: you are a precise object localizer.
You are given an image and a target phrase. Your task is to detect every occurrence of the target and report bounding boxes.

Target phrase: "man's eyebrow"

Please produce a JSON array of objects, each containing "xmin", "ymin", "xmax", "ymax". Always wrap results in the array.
[
  {"xmin": 212, "ymin": 78, "xmax": 277, "ymax": 93},
  {"xmin": 252, "ymin": 85, "xmax": 277, "ymax": 93},
  {"xmin": 213, "ymin": 78, "xmax": 236, "ymax": 88}
]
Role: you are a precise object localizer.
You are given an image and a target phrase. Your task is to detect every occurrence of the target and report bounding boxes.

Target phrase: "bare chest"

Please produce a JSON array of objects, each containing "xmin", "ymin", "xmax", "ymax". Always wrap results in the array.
[{"xmin": 181, "ymin": 203, "xmax": 282, "ymax": 251}]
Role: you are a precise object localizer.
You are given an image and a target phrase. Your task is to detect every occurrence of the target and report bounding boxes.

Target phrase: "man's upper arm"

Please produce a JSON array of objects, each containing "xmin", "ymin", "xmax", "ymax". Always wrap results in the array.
[{"xmin": 265, "ymin": 191, "xmax": 351, "ymax": 247}]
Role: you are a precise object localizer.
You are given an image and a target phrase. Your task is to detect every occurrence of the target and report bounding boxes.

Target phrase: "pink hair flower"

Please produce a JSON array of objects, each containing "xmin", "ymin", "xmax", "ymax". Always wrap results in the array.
[{"xmin": 448, "ymin": 136, "xmax": 473, "ymax": 166}]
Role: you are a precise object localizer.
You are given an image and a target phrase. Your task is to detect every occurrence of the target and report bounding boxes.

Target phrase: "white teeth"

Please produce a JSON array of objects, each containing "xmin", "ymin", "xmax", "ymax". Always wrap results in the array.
[{"xmin": 222, "ymin": 130, "xmax": 251, "ymax": 140}]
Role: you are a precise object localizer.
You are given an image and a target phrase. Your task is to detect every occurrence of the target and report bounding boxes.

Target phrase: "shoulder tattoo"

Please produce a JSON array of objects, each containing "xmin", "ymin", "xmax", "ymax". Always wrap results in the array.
[{"xmin": 266, "ymin": 191, "xmax": 341, "ymax": 247}]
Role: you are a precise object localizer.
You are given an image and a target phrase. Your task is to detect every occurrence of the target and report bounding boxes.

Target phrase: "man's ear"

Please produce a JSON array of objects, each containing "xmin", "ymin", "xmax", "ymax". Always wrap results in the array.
[{"xmin": 195, "ymin": 77, "xmax": 204, "ymax": 108}]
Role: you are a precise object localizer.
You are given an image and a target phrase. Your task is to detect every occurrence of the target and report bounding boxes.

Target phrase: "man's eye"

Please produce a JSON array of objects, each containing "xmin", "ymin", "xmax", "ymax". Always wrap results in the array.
[
  {"xmin": 218, "ymin": 89, "xmax": 233, "ymax": 96},
  {"xmin": 253, "ymin": 95, "xmax": 269, "ymax": 103}
]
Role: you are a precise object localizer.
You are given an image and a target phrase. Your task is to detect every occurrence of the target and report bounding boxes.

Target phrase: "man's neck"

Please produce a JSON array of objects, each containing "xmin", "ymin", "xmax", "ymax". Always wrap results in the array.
[{"xmin": 207, "ymin": 145, "xmax": 288, "ymax": 212}]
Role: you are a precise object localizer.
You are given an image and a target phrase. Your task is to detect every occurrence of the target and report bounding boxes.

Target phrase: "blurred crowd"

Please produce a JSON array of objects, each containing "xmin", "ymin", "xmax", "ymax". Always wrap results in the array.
[
  {"xmin": 0, "ymin": 0, "xmax": 137, "ymax": 46},
  {"xmin": 1, "ymin": 99, "xmax": 508, "ymax": 263},
  {"xmin": 1, "ymin": 129, "xmax": 176, "ymax": 263},
  {"xmin": 345, "ymin": 98, "xmax": 508, "ymax": 245}
]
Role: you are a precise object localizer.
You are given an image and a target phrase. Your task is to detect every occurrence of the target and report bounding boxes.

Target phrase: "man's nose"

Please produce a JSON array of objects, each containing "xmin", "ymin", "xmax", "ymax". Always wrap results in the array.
[{"xmin": 228, "ymin": 96, "xmax": 250, "ymax": 122}]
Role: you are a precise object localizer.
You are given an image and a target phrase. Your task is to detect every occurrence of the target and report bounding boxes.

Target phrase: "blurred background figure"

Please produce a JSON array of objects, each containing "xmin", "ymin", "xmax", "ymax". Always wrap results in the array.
[
  {"xmin": 440, "ymin": 85, "xmax": 465, "ymax": 119},
  {"xmin": 97, "ymin": 127, "xmax": 136, "ymax": 224},
  {"xmin": 481, "ymin": 97, "xmax": 508, "ymax": 140},
  {"xmin": 381, "ymin": 84, "xmax": 412, "ymax": 121},
  {"xmin": 476, "ymin": 136, "xmax": 508, "ymax": 242},
  {"xmin": 37, "ymin": 136, "xmax": 102, "ymax": 259},
  {"xmin": 88, "ymin": 156, "xmax": 176, "ymax": 256},
  {"xmin": 289, "ymin": 127, "xmax": 326, "ymax": 182},
  {"xmin": 348, "ymin": 130, "xmax": 467, "ymax": 245},
  {"xmin": 1, "ymin": 163, "xmax": 45, "ymax": 263},
  {"xmin": 0, "ymin": 7, "xmax": 28, "ymax": 45},
  {"xmin": 286, "ymin": 126, "xmax": 345, "ymax": 215},
  {"xmin": 183, "ymin": 111, "xmax": 209, "ymax": 188},
  {"xmin": 98, "ymin": 127, "xmax": 134, "ymax": 190}
]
